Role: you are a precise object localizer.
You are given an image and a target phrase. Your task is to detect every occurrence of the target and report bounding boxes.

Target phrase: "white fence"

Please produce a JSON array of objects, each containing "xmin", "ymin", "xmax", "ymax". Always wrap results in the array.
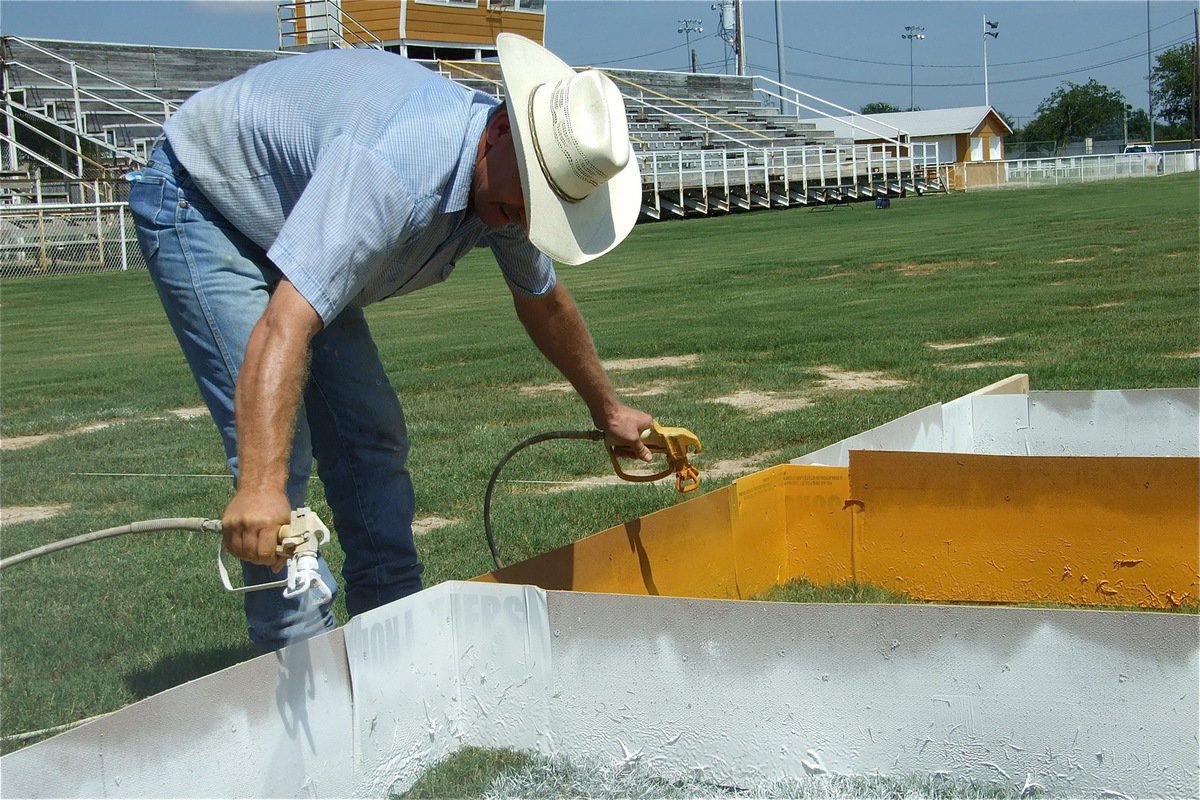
[
  {"xmin": 0, "ymin": 201, "xmax": 143, "ymax": 277},
  {"xmin": 953, "ymin": 148, "xmax": 1200, "ymax": 190}
]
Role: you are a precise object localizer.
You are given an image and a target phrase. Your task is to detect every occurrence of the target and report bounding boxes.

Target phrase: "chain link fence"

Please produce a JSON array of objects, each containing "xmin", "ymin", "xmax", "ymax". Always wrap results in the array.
[{"xmin": 0, "ymin": 201, "xmax": 146, "ymax": 278}]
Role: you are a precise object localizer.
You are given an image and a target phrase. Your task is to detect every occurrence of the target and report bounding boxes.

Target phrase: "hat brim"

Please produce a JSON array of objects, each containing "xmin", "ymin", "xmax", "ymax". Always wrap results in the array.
[{"xmin": 497, "ymin": 33, "xmax": 642, "ymax": 266}]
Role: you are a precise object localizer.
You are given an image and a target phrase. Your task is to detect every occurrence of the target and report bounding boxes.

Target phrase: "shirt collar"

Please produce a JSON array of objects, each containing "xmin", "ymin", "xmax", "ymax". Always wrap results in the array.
[{"xmin": 442, "ymin": 96, "xmax": 501, "ymax": 215}]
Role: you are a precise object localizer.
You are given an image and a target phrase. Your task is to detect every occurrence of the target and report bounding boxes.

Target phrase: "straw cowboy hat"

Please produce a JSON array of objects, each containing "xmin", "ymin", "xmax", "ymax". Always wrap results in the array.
[{"xmin": 496, "ymin": 33, "xmax": 641, "ymax": 266}]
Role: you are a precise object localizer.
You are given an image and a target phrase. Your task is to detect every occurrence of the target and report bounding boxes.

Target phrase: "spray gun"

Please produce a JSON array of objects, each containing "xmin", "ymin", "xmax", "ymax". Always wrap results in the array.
[
  {"xmin": 217, "ymin": 507, "xmax": 334, "ymax": 606},
  {"xmin": 606, "ymin": 421, "xmax": 703, "ymax": 493}
]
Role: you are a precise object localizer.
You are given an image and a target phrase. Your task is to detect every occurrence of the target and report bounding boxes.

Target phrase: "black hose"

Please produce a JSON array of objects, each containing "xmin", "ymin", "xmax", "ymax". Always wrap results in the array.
[
  {"xmin": 0, "ymin": 518, "xmax": 221, "ymax": 570},
  {"xmin": 483, "ymin": 429, "xmax": 605, "ymax": 570}
]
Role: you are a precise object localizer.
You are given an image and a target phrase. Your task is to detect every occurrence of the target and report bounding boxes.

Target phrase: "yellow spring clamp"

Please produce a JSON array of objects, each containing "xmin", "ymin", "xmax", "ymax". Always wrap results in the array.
[{"xmin": 606, "ymin": 421, "xmax": 702, "ymax": 493}]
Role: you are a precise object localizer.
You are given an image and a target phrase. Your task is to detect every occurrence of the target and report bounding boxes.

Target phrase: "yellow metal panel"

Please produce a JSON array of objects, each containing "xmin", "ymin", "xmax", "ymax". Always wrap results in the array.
[
  {"xmin": 849, "ymin": 451, "xmax": 1200, "ymax": 607},
  {"xmin": 780, "ymin": 465, "xmax": 853, "ymax": 585},
  {"xmin": 476, "ymin": 486, "xmax": 741, "ymax": 598},
  {"xmin": 728, "ymin": 465, "xmax": 791, "ymax": 596}
]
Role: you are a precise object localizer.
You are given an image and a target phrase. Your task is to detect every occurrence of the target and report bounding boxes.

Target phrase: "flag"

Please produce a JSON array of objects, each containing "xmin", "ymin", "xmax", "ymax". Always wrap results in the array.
[{"xmin": 985, "ymin": 18, "xmax": 1000, "ymax": 38}]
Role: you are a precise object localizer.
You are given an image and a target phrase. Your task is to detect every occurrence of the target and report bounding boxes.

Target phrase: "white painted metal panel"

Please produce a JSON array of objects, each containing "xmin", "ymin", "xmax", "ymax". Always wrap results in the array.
[
  {"xmin": 345, "ymin": 581, "xmax": 552, "ymax": 797},
  {"xmin": 791, "ymin": 403, "xmax": 944, "ymax": 467},
  {"xmin": 3, "ymin": 584, "xmax": 1195, "ymax": 798},
  {"xmin": 545, "ymin": 592, "xmax": 1200, "ymax": 799},
  {"xmin": 1025, "ymin": 389, "xmax": 1200, "ymax": 456},
  {"xmin": 0, "ymin": 629, "xmax": 354, "ymax": 798},
  {"xmin": 796, "ymin": 386, "xmax": 1199, "ymax": 462}
]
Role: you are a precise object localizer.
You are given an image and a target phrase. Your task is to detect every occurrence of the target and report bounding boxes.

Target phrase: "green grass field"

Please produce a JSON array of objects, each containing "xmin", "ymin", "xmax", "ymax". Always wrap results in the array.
[{"xmin": 1, "ymin": 175, "xmax": 1197, "ymax": 751}]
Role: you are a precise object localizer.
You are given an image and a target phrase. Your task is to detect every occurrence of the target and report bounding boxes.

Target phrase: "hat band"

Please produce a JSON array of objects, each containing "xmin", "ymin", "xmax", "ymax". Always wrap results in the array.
[{"xmin": 527, "ymin": 84, "xmax": 589, "ymax": 204}]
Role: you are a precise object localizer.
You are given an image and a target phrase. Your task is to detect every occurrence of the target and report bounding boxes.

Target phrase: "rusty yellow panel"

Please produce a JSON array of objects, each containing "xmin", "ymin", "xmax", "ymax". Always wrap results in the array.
[
  {"xmin": 779, "ymin": 465, "xmax": 853, "ymax": 585},
  {"xmin": 727, "ymin": 465, "xmax": 790, "ymax": 596},
  {"xmin": 475, "ymin": 465, "xmax": 853, "ymax": 599},
  {"xmin": 726, "ymin": 464, "xmax": 853, "ymax": 594},
  {"xmin": 475, "ymin": 486, "xmax": 741, "ymax": 598},
  {"xmin": 849, "ymin": 451, "xmax": 1200, "ymax": 607}
]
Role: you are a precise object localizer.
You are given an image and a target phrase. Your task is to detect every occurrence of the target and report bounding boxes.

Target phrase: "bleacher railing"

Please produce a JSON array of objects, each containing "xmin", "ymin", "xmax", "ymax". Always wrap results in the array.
[
  {"xmin": 638, "ymin": 141, "xmax": 941, "ymax": 219},
  {"xmin": 277, "ymin": 1, "xmax": 384, "ymax": 51},
  {"xmin": 751, "ymin": 74, "xmax": 910, "ymax": 147},
  {"xmin": 1, "ymin": 35, "xmax": 178, "ymax": 177}
]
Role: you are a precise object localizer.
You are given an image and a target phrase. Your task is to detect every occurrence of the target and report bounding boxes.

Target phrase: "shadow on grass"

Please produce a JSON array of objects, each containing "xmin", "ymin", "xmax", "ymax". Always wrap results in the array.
[{"xmin": 123, "ymin": 642, "xmax": 260, "ymax": 700}]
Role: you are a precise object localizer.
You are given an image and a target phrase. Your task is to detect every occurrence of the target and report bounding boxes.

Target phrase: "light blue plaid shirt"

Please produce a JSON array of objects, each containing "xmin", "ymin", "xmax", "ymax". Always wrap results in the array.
[{"xmin": 164, "ymin": 49, "xmax": 555, "ymax": 324}]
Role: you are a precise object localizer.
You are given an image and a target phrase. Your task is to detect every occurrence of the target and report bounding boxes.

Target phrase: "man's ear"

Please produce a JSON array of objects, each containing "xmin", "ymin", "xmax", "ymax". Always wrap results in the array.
[{"xmin": 486, "ymin": 107, "xmax": 512, "ymax": 147}]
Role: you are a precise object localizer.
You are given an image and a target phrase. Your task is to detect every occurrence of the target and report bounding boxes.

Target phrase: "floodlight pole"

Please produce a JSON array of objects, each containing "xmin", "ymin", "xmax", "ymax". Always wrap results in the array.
[
  {"xmin": 983, "ymin": 15, "xmax": 999, "ymax": 107},
  {"xmin": 1146, "ymin": 0, "xmax": 1155, "ymax": 148},
  {"xmin": 735, "ymin": 0, "xmax": 746, "ymax": 76},
  {"xmin": 774, "ymin": 0, "xmax": 787, "ymax": 113},
  {"xmin": 902, "ymin": 25, "xmax": 926, "ymax": 111},
  {"xmin": 678, "ymin": 18, "xmax": 703, "ymax": 74}
]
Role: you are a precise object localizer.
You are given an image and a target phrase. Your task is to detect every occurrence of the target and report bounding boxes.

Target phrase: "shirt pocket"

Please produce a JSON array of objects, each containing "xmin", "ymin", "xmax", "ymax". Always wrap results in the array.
[{"xmin": 391, "ymin": 237, "xmax": 470, "ymax": 296}]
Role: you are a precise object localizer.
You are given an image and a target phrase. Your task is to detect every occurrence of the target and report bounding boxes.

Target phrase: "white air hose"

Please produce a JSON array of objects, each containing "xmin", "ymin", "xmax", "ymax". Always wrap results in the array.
[{"xmin": 0, "ymin": 518, "xmax": 221, "ymax": 570}]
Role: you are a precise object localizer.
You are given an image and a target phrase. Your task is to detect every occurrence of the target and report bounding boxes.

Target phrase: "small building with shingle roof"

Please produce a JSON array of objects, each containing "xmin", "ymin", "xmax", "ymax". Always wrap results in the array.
[{"xmin": 799, "ymin": 106, "xmax": 1013, "ymax": 165}]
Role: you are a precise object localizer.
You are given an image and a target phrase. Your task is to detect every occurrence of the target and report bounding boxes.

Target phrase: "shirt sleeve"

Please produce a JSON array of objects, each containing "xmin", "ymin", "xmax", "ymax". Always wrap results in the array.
[
  {"xmin": 487, "ymin": 224, "xmax": 557, "ymax": 297},
  {"xmin": 268, "ymin": 135, "xmax": 415, "ymax": 325}
]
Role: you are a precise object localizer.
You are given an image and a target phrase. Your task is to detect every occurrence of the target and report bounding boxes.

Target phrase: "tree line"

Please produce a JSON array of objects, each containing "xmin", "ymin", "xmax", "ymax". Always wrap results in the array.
[{"xmin": 859, "ymin": 42, "xmax": 1197, "ymax": 147}]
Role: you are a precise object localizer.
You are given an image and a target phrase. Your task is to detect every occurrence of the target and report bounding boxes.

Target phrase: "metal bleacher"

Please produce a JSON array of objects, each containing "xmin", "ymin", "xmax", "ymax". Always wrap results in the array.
[{"xmin": 1, "ymin": 34, "xmax": 942, "ymax": 219}]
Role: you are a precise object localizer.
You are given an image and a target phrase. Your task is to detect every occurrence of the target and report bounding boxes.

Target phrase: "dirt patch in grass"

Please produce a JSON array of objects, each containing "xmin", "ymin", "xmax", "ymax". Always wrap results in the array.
[
  {"xmin": 521, "ymin": 377, "xmax": 678, "ymax": 398},
  {"xmin": 521, "ymin": 356, "xmax": 698, "ymax": 396},
  {"xmin": 1051, "ymin": 257, "xmax": 1094, "ymax": 264},
  {"xmin": 412, "ymin": 516, "xmax": 457, "ymax": 537},
  {"xmin": 168, "ymin": 406, "xmax": 209, "ymax": 420},
  {"xmin": 814, "ymin": 366, "xmax": 908, "ymax": 390},
  {"xmin": 1068, "ymin": 301, "xmax": 1125, "ymax": 310},
  {"xmin": 2, "ymin": 407, "xmax": 210, "ymax": 451},
  {"xmin": 942, "ymin": 360, "xmax": 1025, "ymax": 370},
  {"xmin": 1168, "ymin": 350, "xmax": 1200, "ymax": 359},
  {"xmin": 544, "ymin": 451, "xmax": 780, "ymax": 493},
  {"xmin": 710, "ymin": 390, "xmax": 811, "ymax": 415},
  {"xmin": 1, "ymin": 420, "xmax": 116, "ymax": 451},
  {"xmin": 601, "ymin": 354, "xmax": 700, "ymax": 371},
  {"xmin": 1, "ymin": 504, "xmax": 70, "ymax": 525},
  {"xmin": 927, "ymin": 335, "xmax": 1007, "ymax": 351},
  {"xmin": 873, "ymin": 260, "xmax": 991, "ymax": 277}
]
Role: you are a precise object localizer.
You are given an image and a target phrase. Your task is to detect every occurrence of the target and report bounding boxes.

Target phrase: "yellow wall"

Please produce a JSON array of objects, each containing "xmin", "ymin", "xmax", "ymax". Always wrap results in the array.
[{"xmin": 476, "ymin": 455, "xmax": 1199, "ymax": 609}]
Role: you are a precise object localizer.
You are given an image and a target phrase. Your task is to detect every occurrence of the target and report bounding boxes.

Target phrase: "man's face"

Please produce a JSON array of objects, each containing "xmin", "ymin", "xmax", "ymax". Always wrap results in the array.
[{"xmin": 472, "ymin": 109, "xmax": 529, "ymax": 231}]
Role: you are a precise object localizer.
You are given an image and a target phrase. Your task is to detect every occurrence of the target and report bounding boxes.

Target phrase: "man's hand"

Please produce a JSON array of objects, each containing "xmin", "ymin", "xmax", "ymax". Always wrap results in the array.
[
  {"xmin": 222, "ymin": 486, "xmax": 290, "ymax": 572},
  {"xmin": 599, "ymin": 402, "xmax": 655, "ymax": 462}
]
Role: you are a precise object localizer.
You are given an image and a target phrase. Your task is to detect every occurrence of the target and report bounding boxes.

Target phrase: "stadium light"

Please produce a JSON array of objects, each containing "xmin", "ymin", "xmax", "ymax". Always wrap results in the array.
[
  {"xmin": 983, "ymin": 16, "xmax": 999, "ymax": 107},
  {"xmin": 901, "ymin": 25, "xmax": 926, "ymax": 111},
  {"xmin": 678, "ymin": 18, "xmax": 703, "ymax": 73}
]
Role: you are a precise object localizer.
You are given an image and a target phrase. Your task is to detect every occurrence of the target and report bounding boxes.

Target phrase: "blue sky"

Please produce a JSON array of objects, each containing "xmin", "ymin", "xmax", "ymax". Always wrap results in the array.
[{"xmin": 1, "ymin": 1, "xmax": 1195, "ymax": 124}]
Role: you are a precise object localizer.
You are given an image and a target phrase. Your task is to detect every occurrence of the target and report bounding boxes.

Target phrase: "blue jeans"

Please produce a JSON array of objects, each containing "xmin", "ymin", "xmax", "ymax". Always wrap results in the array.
[{"xmin": 129, "ymin": 140, "xmax": 423, "ymax": 650}]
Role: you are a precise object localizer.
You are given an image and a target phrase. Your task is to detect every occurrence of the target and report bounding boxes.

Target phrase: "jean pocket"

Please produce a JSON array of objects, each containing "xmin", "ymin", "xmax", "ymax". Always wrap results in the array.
[{"xmin": 128, "ymin": 175, "xmax": 167, "ymax": 261}]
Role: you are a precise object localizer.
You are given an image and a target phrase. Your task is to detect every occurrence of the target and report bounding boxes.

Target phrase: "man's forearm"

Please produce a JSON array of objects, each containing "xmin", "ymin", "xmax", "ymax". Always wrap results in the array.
[
  {"xmin": 513, "ymin": 282, "xmax": 617, "ymax": 427},
  {"xmin": 222, "ymin": 280, "xmax": 324, "ymax": 567},
  {"xmin": 512, "ymin": 282, "xmax": 654, "ymax": 458},
  {"xmin": 235, "ymin": 308, "xmax": 312, "ymax": 492}
]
